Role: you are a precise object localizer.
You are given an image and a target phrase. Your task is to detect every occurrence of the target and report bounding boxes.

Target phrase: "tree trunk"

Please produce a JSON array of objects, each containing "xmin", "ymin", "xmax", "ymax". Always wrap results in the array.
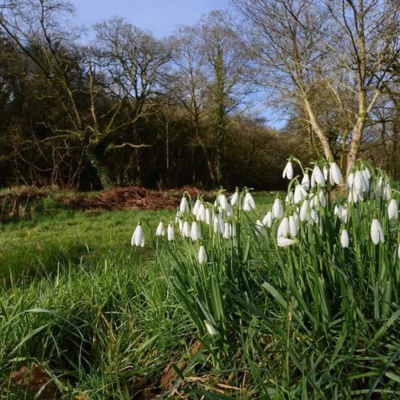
[
  {"xmin": 86, "ymin": 148, "xmax": 113, "ymax": 189},
  {"xmin": 304, "ymin": 98, "xmax": 334, "ymax": 161}
]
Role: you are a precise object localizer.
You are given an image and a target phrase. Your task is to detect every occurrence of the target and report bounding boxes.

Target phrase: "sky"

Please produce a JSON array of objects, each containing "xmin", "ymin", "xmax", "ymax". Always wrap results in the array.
[{"xmin": 71, "ymin": 0, "xmax": 231, "ymax": 39}]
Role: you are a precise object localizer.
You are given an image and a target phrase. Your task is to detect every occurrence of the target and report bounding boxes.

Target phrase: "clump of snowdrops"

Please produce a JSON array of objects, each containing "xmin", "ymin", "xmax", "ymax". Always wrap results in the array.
[{"xmin": 131, "ymin": 157, "xmax": 400, "ymax": 397}]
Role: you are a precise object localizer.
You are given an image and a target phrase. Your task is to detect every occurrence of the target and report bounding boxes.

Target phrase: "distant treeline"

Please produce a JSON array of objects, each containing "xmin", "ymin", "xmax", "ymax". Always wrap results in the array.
[{"xmin": 0, "ymin": 0, "xmax": 399, "ymax": 190}]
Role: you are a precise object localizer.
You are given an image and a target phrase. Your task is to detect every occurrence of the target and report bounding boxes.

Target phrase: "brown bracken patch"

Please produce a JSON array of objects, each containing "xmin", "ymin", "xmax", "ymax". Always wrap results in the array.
[{"xmin": 9, "ymin": 364, "xmax": 60, "ymax": 399}]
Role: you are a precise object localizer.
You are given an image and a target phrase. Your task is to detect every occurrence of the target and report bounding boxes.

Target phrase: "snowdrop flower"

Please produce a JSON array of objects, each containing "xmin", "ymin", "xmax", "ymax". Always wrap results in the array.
[
  {"xmin": 272, "ymin": 198, "xmax": 284, "ymax": 219},
  {"xmin": 198, "ymin": 245, "xmax": 207, "ymax": 264},
  {"xmin": 282, "ymin": 160, "xmax": 294, "ymax": 179},
  {"xmin": 310, "ymin": 209, "xmax": 319, "ymax": 224},
  {"xmin": 340, "ymin": 207, "xmax": 348, "ymax": 223},
  {"xmin": 225, "ymin": 203, "xmax": 234, "ymax": 218},
  {"xmin": 182, "ymin": 221, "xmax": 191, "ymax": 238},
  {"xmin": 277, "ymin": 217, "xmax": 289, "ymax": 238},
  {"xmin": 255, "ymin": 219, "xmax": 264, "ymax": 235},
  {"xmin": 156, "ymin": 221, "xmax": 165, "ymax": 237},
  {"xmin": 230, "ymin": 190, "xmax": 239, "ymax": 206},
  {"xmin": 243, "ymin": 192, "xmax": 256, "ymax": 211},
  {"xmin": 131, "ymin": 224, "xmax": 145, "ymax": 247},
  {"xmin": 300, "ymin": 200, "xmax": 309, "ymax": 222},
  {"xmin": 388, "ymin": 199, "xmax": 398, "ymax": 220},
  {"xmin": 277, "ymin": 237, "xmax": 295, "ymax": 247},
  {"xmin": 179, "ymin": 196, "xmax": 190, "ymax": 213},
  {"xmin": 167, "ymin": 224, "xmax": 174, "ymax": 241},
  {"xmin": 334, "ymin": 205, "xmax": 342, "ymax": 217},
  {"xmin": 196, "ymin": 203, "xmax": 206, "ymax": 222},
  {"xmin": 205, "ymin": 321, "xmax": 217, "ymax": 335},
  {"xmin": 218, "ymin": 194, "xmax": 229, "ymax": 211},
  {"xmin": 289, "ymin": 216, "xmax": 298, "ymax": 237},
  {"xmin": 191, "ymin": 221, "xmax": 201, "ymax": 241},
  {"xmin": 205, "ymin": 208, "xmax": 212, "ymax": 225},
  {"xmin": 301, "ymin": 173, "xmax": 310, "ymax": 191},
  {"xmin": 383, "ymin": 182, "xmax": 392, "ymax": 201},
  {"xmin": 193, "ymin": 199, "xmax": 201, "ymax": 215},
  {"xmin": 346, "ymin": 172, "xmax": 354, "ymax": 190},
  {"xmin": 370, "ymin": 219, "xmax": 385, "ymax": 245},
  {"xmin": 312, "ymin": 166, "xmax": 325, "ymax": 187},
  {"xmin": 353, "ymin": 171, "xmax": 364, "ymax": 195},
  {"xmin": 285, "ymin": 191, "xmax": 294, "ymax": 204},
  {"xmin": 294, "ymin": 184, "xmax": 307, "ymax": 204},
  {"xmin": 262, "ymin": 211, "xmax": 274, "ymax": 228},
  {"xmin": 340, "ymin": 229, "xmax": 349, "ymax": 248},
  {"xmin": 329, "ymin": 162, "xmax": 343, "ymax": 185},
  {"xmin": 223, "ymin": 222, "xmax": 231, "ymax": 239}
]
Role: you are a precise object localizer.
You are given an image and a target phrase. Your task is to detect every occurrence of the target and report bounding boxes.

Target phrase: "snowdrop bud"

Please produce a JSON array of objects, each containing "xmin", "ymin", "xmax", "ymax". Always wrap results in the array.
[
  {"xmin": 313, "ymin": 166, "xmax": 325, "ymax": 186},
  {"xmin": 255, "ymin": 219, "xmax": 264, "ymax": 235},
  {"xmin": 301, "ymin": 173, "xmax": 310, "ymax": 191},
  {"xmin": 277, "ymin": 237, "xmax": 295, "ymax": 247},
  {"xmin": 300, "ymin": 200, "xmax": 309, "ymax": 222},
  {"xmin": 223, "ymin": 222, "xmax": 231, "ymax": 239},
  {"xmin": 262, "ymin": 211, "xmax": 274, "ymax": 228},
  {"xmin": 230, "ymin": 190, "xmax": 239, "ymax": 206},
  {"xmin": 182, "ymin": 221, "xmax": 191, "ymax": 238},
  {"xmin": 205, "ymin": 321, "xmax": 217, "ymax": 335},
  {"xmin": 180, "ymin": 196, "xmax": 189, "ymax": 213},
  {"xmin": 205, "ymin": 208, "xmax": 212, "ymax": 225},
  {"xmin": 156, "ymin": 221, "xmax": 165, "ymax": 237},
  {"xmin": 371, "ymin": 219, "xmax": 384, "ymax": 245},
  {"xmin": 193, "ymin": 199, "xmax": 201, "ymax": 215},
  {"xmin": 329, "ymin": 162, "xmax": 343, "ymax": 185},
  {"xmin": 243, "ymin": 192, "xmax": 256, "ymax": 211},
  {"xmin": 286, "ymin": 191, "xmax": 294, "ymax": 204},
  {"xmin": 289, "ymin": 216, "xmax": 298, "ymax": 237},
  {"xmin": 340, "ymin": 229, "xmax": 349, "ymax": 248},
  {"xmin": 131, "ymin": 224, "xmax": 145, "ymax": 247},
  {"xmin": 198, "ymin": 245, "xmax": 207, "ymax": 264},
  {"xmin": 282, "ymin": 161, "xmax": 294, "ymax": 179},
  {"xmin": 323, "ymin": 166, "xmax": 329, "ymax": 180},
  {"xmin": 167, "ymin": 224, "xmax": 174, "ymax": 241},
  {"xmin": 272, "ymin": 199, "xmax": 284, "ymax": 219},
  {"xmin": 191, "ymin": 221, "xmax": 201, "ymax": 241},
  {"xmin": 278, "ymin": 217, "xmax": 289, "ymax": 238},
  {"xmin": 384, "ymin": 183, "xmax": 392, "ymax": 201},
  {"xmin": 341, "ymin": 208, "xmax": 348, "ymax": 223},
  {"xmin": 319, "ymin": 191, "xmax": 326, "ymax": 208},
  {"xmin": 178, "ymin": 219, "xmax": 183, "ymax": 233},
  {"xmin": 388, "ymin": 199, "xmax": 398, "ymax": 220}
]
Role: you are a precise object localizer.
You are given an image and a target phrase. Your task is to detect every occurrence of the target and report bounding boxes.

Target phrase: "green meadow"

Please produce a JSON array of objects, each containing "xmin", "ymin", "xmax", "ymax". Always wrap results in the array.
[{"xmin": 1, "ymin": 178, "xmax": 400, "ymax": 399}]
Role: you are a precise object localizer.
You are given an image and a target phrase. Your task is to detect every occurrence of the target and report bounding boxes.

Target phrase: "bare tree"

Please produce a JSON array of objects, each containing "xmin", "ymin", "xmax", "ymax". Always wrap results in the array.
[
  {"xmin": 93, "ymin": 17, "xmax": 172, "ymax": 185},
  {"xmin": 233, "ymin": 0, "xmax": 400, "ymax": 175}
]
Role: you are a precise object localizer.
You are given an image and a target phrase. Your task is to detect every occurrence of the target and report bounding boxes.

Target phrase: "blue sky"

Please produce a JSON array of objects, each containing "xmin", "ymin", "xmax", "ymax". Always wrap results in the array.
[{"xmin": 71, "ymin": 0, "xmax": 231, "ymax": 38}]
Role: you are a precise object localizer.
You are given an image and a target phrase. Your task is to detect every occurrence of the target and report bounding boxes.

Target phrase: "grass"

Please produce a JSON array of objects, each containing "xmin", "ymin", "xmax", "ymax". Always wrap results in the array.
[{"xmin": 5, "ymin": 178, "xmax": 400, "ymax": 399}]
